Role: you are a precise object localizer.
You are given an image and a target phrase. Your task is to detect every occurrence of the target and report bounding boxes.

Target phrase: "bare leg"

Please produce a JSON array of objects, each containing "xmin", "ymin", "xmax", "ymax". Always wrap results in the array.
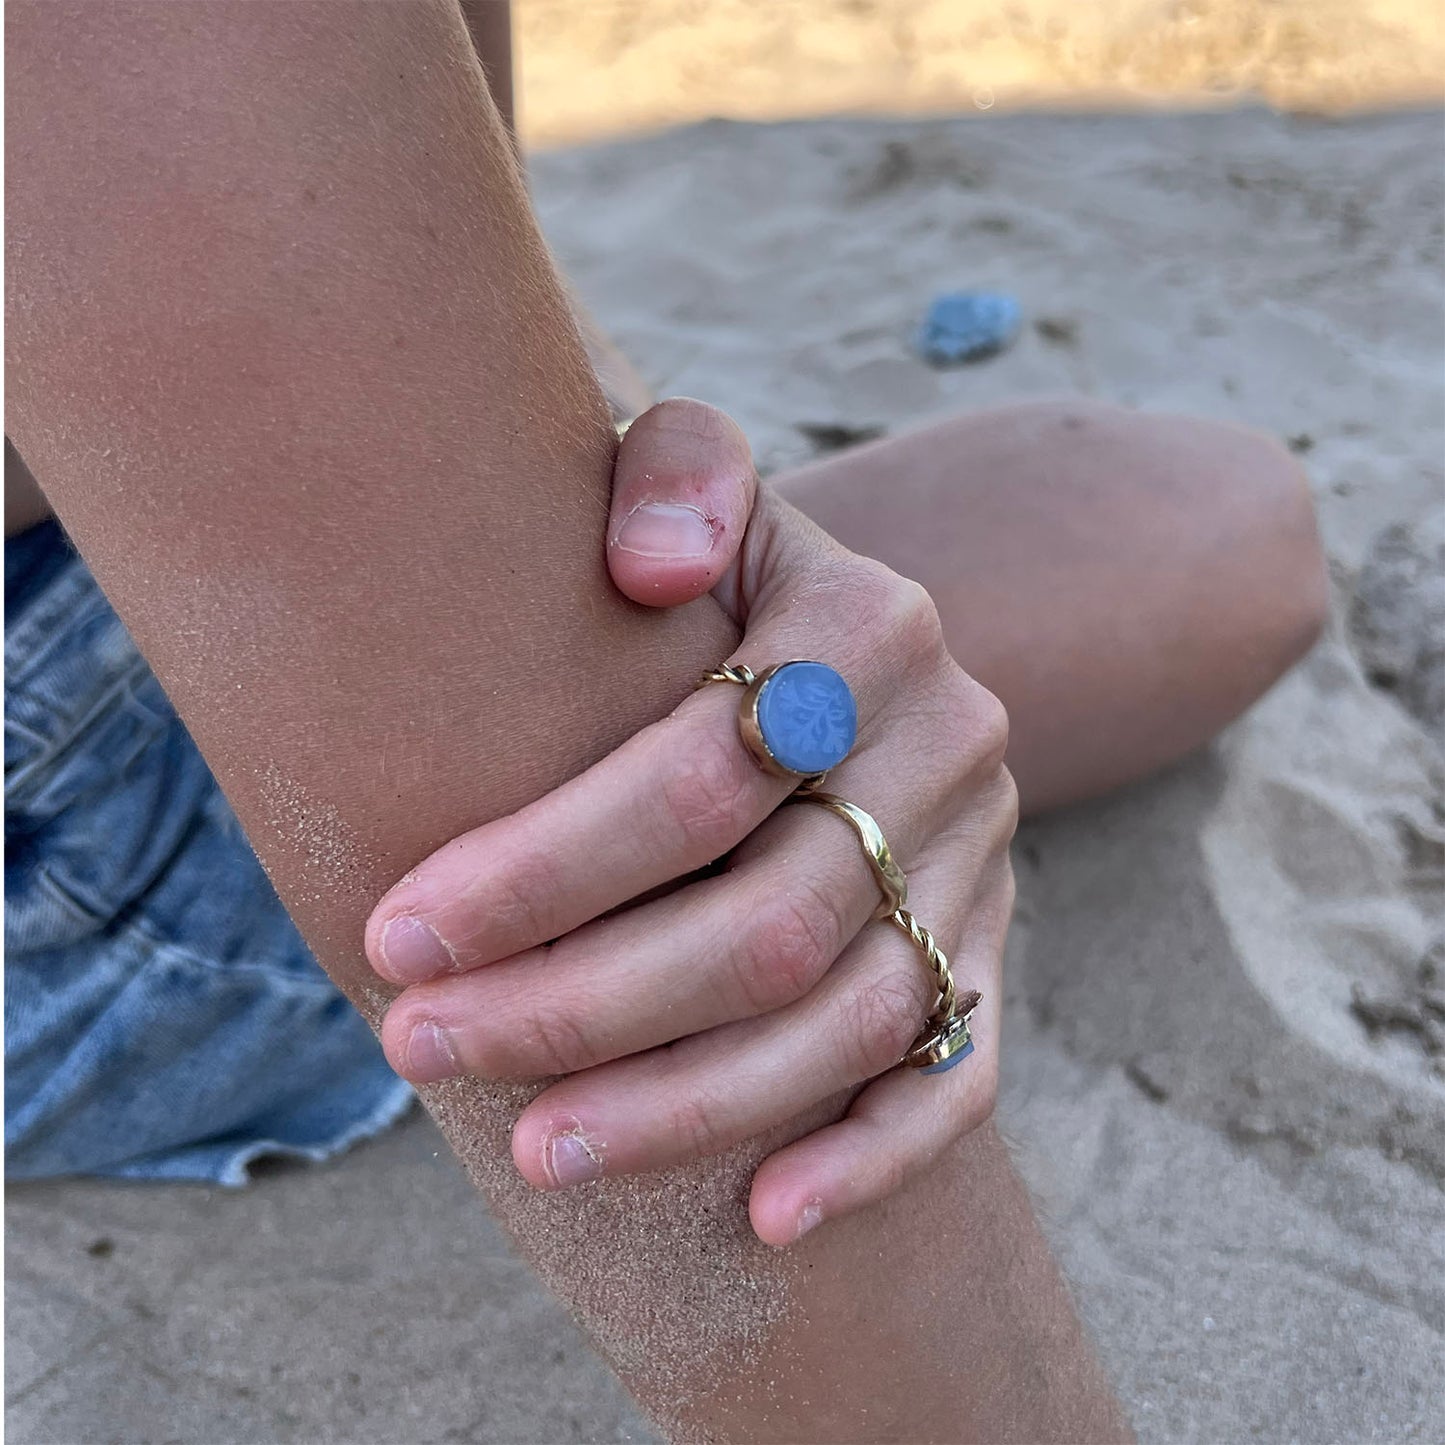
[
  {"xmin": 774, "ymin": 402, "xmax": 1328, "ymax": 813},
  {"xmin": 456, "ymin": 0, "xmax": 652, "ymax": 420},
  {"xmin": 7, "ymin": 6, "xmax": 1123, "ymax": 1442},
  {"xmin": 457, "ymin": 0, "xmax": 516, "ymax": 142}
]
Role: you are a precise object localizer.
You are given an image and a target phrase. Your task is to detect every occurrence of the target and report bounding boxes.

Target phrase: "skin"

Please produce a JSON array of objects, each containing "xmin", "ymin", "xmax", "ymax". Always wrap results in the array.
[
  {"xmin": 4, "ymin": 2, "xmax": 1326, "ymax": 1439},
  {"xmin": 774, "ymin": 401, "xmax": 1327, "ymax": 813},
  {"xmin": 365, "ymin": 391, "xmax": 1325, "ymax": 1246},
  {"xmin": 372, "ymin": 23, "xmax": 1327, "ymax": 1218},
  {"xmin": 451, "ymin": 3, "xmax": 1325, "ymax": 816},
  {"xmin": 5, "ymin": 4, "xmax": 1128, "ymax": 1441},
  {"xmin": 369, "ymin": 403, "xmax": 1016, "ymax": 1245}
]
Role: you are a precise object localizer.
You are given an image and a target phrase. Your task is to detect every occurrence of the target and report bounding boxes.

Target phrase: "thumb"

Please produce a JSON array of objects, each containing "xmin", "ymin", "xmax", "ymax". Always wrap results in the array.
[{"xmin": 606, "ymin": 398, "xmax": 758, "ymax": 608}]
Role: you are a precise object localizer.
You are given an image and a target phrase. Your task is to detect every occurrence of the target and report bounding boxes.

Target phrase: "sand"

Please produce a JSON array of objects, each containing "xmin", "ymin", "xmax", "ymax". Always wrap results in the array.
[
  {"xmin": 7, "ymin": 106, "xmax": 1443, "ymax": 1443},
  {"xmin": 514, "ymin": 0, "xmax": 1445, "ymax": 146},
  {"xmin": 531, "ymin": 105, "xmax": 1445, "ymax": 1442}
]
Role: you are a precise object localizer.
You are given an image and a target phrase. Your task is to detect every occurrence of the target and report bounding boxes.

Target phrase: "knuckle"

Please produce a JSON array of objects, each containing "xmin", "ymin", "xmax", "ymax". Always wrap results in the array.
[
  {"xmin": 841, "ymin": 972, "xmax": 927, "ymax": 1079},
  {"xmin": 483, "ymin": 845, "xmax": 562, "ymax": 950},
  {"xmin": 943, "ymin": 670, "xmax": 1011, "ymax": 779},
  {"xmin": 820, "ymin": 556, "xmax": 945, "ymax": 665},
  {"xmin": 516, "ymin": 1004, "xmax": 595, "ymax": 1079},
  {"xmin": 999, "ymin": 859, "xmax": 1019, "ymax": 922},
  {"xmin": 992, "ymin": 767, "xmax": 1021, "ymax": 847},
  {"xmin": 877, "ymin": 571, "xmax": 947, "ymax": 664},
  {"xmin": 661, "ymin": 728, "xmax": 756, "ymax": 857},
  {"xmin": 968, "ymin": 680, "xmax": 1011, "ymax": 770},
  {"xmin": 736, "ymin": 885, "xmax": 840, "ymax": 1012},
  {"xmin": 668, "ymin": 1092, "xmax": 731, "ymax": 1163}
]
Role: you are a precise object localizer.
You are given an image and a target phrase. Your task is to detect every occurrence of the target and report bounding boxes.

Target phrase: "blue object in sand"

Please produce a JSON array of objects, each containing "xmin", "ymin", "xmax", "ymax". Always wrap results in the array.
[{"xmin": 914, "ymin": 290, "xmax": 1022, "ymax": 366}]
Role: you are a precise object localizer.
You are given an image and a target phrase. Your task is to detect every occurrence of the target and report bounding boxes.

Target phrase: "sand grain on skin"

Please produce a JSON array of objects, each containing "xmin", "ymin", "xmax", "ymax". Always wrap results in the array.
[{"xmin": 424, "ymin": 1079, "xmax": 797, "ymax": 1437}]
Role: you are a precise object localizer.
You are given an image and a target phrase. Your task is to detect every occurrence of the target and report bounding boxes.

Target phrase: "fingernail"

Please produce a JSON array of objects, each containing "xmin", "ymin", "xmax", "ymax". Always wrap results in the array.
[
  {"xmin": 379, "ymin": 915, "xmax": 451, "ymax": 983},
  {"xmin": 405, "ymin": 1020, "xmax": 459, "ymax": 1083},
  {"xmin": 614, "ymin": 503, "xmax": 714, "ymax": 559},
  {"xmin": 795, "ymin": 1200, "xmax": 824, "ymax": 1241},
  {"xmin": 545, "ymin": 1131, "xmax": 605, "ymax": 1188}
]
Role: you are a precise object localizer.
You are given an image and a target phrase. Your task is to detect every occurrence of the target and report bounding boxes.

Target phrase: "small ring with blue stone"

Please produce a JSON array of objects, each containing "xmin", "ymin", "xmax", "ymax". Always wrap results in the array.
[
  {"xmin": 904, "ymin": 994, "xmax": 982, "ymax": 1075},
  {"xmin": 700, "ymin": 659, "xmax": 858, "ymax": 788}
]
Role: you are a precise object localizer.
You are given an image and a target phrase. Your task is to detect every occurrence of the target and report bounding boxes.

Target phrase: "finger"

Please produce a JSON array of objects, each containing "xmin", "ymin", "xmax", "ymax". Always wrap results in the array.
[
  {"xmin": 509, "ymin": 850, "xmax": 984, "ymax": 1188},
  {"xmin": 380, "ymin": 804, "xmax": 872, "ymax": 1083},
  {"xmin": 364, "ymin": 578, "xmax": 932, "ymax": 986},
  {"xmin": 367, "ymin": 492, "xmax": 985, "ymax": 986},
  {"xmin": 606, "ymin": 398, "xmax": 757, "ymax": 608},
  {"xmin": 747, "ymin": 864, "xmax": 1011, "ymax": 1246},
  {"xmin": 377, "ymin": 748, "xmax": 954, "ymax": 1082},
  {"xmin": 364, "ymin": 678, "xmax": 788, "ymax": 983},
  {"xmin": 744, "ymin": 1000, "xmax": 998, "ymax": 1247},
  {"xmin": 379, "ymin": 682, "xmax": 1007, "ymax": 1080}
]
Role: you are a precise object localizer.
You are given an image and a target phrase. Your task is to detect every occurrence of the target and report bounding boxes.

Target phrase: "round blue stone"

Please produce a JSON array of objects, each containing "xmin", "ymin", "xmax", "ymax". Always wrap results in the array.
[{"xmin": 755, "ymin": 661, "xmax": 857, "ymax": 775}]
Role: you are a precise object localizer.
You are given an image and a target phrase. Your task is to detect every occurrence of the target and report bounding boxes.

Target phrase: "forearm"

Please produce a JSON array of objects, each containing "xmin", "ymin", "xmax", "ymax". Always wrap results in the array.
[
  {"xmin": 5, "ymin": 0, "xmax": 722, "ymax": 995},
  {"xmin": 6, "ymin": 6, "xmax": 1123, "ymax": 1440}
]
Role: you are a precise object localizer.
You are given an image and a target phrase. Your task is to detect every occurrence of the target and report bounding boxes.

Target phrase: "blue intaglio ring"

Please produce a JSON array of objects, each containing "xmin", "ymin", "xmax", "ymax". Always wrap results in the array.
[
  {"xmin": 712, "ymin": 660, "xmax": 858, "ymax": 782},
  {"xmin": 701, "ymin": 660, "xmax": 858, "ymax": 782}
]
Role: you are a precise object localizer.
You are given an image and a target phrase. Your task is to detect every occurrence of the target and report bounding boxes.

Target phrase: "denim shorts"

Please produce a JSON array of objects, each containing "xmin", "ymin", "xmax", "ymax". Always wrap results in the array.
[{"xmin": 5, "ymin": 521, "xmax": 412, "ymax": 1184}]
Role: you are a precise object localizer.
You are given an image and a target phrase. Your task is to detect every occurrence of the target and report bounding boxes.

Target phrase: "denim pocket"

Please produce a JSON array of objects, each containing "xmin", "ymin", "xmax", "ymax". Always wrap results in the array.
[{"xmin": 4, "ymin": 532, "xmax": 411, "ymax": 1184}]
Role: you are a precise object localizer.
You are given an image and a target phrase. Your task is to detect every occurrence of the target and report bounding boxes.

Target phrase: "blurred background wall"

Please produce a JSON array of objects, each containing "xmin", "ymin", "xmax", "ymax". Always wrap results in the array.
[{"xmin": 514, "ymin": 0, "xmax": 1445, "ymax": 146}]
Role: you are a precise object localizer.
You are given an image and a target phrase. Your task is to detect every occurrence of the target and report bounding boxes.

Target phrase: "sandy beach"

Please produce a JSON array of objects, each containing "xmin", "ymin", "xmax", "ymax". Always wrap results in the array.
[
  {"xmin": 514, "ymin": 0, "xmax": 1445, "ymax": 144},
  {"xmin": 7, "ymin": 23, "xmax": 1444, "ymax": 1445}
]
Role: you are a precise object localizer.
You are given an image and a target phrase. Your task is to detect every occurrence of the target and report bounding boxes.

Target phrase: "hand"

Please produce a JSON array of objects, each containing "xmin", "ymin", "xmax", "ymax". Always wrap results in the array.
[{"xmin": 365, "ymin": 399, "xmax": 1017, "ymax": 1246}]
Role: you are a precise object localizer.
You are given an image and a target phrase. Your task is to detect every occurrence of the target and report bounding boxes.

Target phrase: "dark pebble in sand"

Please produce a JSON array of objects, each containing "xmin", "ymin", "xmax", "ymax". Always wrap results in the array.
[
  {"xmin": 1034, "ymin": 315, "xmax": 1079, "ymax": 347},
  {"xmin": 1349, "ymin": 520, "xmax": 1445, "ymax": 733},
  {"xmin": 795, "ymin": 421, "xmax": 886, "ymax": 454}
]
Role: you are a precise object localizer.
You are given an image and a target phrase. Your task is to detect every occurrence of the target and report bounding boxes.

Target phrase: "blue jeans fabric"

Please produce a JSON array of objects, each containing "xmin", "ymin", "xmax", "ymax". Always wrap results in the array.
[{"xmin": 5, "ymin": 521, "xmax": 412, "ymax": 1184}]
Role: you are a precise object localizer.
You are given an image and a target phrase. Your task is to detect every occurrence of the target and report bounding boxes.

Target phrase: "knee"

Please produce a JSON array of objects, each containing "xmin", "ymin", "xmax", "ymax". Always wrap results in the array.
[
  {"xmin": 1034, "ymin": 399, "xmax": 1329, "ymax": 677},
  {"xmin": 1147, "ymin": 410, "xmax": 1329, "ymax": 673},
  {"xmin": 1247, "ymin": 437, "xmax": 1330, "ymax": 667}
]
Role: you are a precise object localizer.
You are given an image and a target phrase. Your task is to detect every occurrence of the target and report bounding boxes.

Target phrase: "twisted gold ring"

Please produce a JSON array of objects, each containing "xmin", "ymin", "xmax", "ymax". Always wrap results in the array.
[{"xmin": 788, "ymin": 790, "xmax": 981, "ymax": 1075}]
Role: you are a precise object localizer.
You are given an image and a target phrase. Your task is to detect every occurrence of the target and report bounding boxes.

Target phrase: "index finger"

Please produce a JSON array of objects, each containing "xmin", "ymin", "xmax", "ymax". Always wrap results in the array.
[
  {"xmin": 363, "ymin": 601, "xmax": 908, "ymax": 987},
  {"xmin": 365, "ymin": 495, "xmax": 921, "ymax": 986},
  {"xmin": 364, "ymin": 676, "xmax": 791, "ymax": 984}
]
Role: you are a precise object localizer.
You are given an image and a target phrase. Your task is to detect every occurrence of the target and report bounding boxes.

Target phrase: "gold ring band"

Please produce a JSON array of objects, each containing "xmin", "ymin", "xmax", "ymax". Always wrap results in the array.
[
  {"xmin": 787, "ymin": 789, "xmax": 981, "ymax": 1071},
  {"xmin": 888, "ymin": 906, "xmax": 956, "ymax": 1028},
  {"xmin": 791, "ymin": 791, "xmax": 907, "ymax": 919}
]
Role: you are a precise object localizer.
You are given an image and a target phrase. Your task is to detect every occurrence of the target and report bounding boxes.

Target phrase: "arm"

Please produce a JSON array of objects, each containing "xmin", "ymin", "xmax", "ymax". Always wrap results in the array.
[{"xmin": 5, "ymin": 5, "xmax": 1125, "ymax": 1440}]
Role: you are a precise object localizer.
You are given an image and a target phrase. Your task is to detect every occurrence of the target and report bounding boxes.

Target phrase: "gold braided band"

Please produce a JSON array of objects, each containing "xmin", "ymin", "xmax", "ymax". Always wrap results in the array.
[{"xmin": 789, "ymin": 792, "xmax": 981, "ymax": 1074}]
